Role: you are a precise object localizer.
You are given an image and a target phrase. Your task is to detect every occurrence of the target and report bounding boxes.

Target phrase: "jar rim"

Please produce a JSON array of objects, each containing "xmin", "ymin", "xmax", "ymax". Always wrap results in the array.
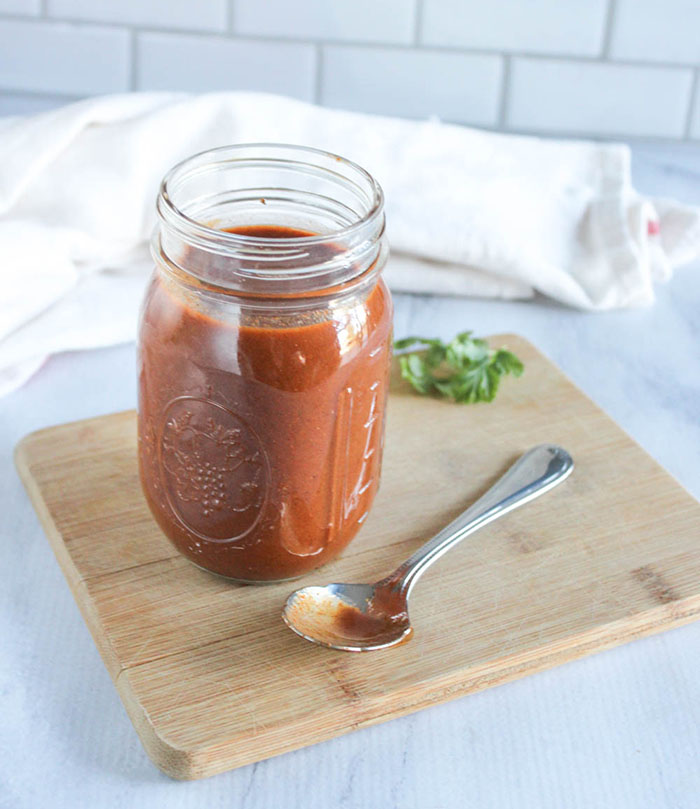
[
  {"xmin": 154, "ymin": 142, "xmax": 387, "ymax": 298},
  {"xmin": 157, "ymin": 142, "xmax": 385, "ymax": 248}
]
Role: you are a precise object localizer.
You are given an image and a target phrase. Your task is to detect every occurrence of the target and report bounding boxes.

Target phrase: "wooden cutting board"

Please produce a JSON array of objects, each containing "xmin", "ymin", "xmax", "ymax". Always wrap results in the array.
[{"xmin": 15, "ymin": 335, "xmax": 700, "ymax": 780}]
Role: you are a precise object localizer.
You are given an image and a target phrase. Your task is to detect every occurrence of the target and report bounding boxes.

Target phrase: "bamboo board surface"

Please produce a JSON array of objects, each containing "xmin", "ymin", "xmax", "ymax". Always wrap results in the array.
[{"xmin": 15, "ymin": 335, "xmax": 700, "ymax": 780}]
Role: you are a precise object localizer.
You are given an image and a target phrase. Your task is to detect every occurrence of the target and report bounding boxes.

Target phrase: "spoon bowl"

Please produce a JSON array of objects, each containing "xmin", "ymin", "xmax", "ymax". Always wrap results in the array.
[
  {"xmin": 283, "ymin": 445, "xmax": 573, "ymax": 652},
  {"xmin": 283, "ymin": 583, "xmax": 412, "ymax": 651}
]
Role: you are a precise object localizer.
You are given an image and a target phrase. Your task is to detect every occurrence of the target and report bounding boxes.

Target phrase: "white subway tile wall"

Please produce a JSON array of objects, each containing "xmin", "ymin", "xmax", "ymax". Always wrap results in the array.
[
  {"xmin": 422, "ymin": 0, "xmax": 608, "ymax": 57},
  {"xmin": 610, "ymin": 0, "xmax": 700, "ymax": 66},
  {"xmin": 508, "ymin": 59, "xmax": 693, "ymax": 138},
  {"xmin": 47, "ymin": 0, "xmax": 228, "ymax": 32},
  {"xmin": 137, "ymin": 33, "xmax": 316, "ymax": 99},
  {"xmin": 0, "ymin": 91, "xmax": 74, "ymax": 115},
  {"xmin": 321, "ymin": 47, "xmax": 502, "ymax": 125},
  {"xmin": 0, "ymin": 0, "xmax": 39, "ymax": 14},
  {"xmin": 0, "ymin": 19, "xmax": 129, "ymax": 95},
  {"xmin": 234, "ymin": 0, "xmax": 416, "ymax": 45},
  {"xmin": 0, "ymin": 0, "xmax": 697, "ymax": 140}
]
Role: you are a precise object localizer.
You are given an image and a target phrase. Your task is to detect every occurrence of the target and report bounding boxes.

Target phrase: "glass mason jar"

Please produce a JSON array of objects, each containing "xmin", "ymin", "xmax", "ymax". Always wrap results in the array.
[{"xmin": 137, "ymin": 144, "xmax": 392, "ymax": 583}]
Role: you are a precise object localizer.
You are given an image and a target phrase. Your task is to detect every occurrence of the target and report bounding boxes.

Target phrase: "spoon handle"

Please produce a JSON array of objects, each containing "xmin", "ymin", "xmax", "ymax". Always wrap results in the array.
[{"xmin": 387, "ymin": 444, "xmax": 573, "ymax": 596}]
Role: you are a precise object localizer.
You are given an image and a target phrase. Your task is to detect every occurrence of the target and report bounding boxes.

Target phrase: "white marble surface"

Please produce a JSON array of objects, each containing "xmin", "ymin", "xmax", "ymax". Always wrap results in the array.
[{"xmin": 1, "ymin": 142, "xmax": 699, "ymax": 809}]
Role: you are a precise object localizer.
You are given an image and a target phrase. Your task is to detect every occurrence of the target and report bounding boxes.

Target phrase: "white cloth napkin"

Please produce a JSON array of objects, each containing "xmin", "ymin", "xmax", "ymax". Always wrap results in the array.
[{"xmin": 1, "ymin": 91, "xmax": 699, "ymax": 396}]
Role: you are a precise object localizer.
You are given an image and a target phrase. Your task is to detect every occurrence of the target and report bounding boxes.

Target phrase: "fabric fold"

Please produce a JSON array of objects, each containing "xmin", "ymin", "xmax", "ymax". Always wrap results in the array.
[{"xmin": 1, "ymin": 91, "xmax": 699, "ymax": 395}]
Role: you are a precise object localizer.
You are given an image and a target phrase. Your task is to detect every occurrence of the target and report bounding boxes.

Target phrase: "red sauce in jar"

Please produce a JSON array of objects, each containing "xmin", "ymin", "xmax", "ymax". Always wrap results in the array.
[{"xmin": 138, "ymin": 226, "xmax": 393, "ymax": 581}]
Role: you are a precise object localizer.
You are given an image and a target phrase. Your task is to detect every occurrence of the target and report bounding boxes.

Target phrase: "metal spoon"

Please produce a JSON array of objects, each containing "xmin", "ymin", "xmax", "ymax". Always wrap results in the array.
[{"xmin": 283, "ymin": 444, "xmax": 573, "ymax": 651}]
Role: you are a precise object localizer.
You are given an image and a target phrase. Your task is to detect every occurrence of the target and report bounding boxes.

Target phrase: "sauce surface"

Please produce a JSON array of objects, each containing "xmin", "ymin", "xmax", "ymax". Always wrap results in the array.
[{"xmin": 138, "ymin": 225, "xmax": 392, "ymax": 581}]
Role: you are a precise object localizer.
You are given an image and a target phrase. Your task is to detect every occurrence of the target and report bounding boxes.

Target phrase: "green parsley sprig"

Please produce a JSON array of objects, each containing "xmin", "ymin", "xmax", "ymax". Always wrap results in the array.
[{"xmin": 394, "ymin": 331, "xmax": 524, "ymax": 404}]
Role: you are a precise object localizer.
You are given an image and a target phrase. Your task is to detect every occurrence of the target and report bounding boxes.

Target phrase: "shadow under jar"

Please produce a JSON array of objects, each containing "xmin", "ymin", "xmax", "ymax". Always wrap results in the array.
[{"xmin": 138, "ymin": 144, "xmax": 392, "ymax": 583}]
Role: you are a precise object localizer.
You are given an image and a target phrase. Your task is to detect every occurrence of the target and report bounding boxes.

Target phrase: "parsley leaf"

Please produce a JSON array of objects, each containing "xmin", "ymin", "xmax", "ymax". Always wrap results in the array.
[{"xmin": 394, "ymin": 331, "xmax": 523, "ymax": 404}]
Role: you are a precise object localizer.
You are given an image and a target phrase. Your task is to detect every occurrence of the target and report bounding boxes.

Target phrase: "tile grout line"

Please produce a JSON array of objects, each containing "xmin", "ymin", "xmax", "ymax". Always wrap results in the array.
[
  {"xmin": 128, "ymin": 27, "xmax": 137, "ymax": 91},
  {"xmin": 227, "ymin": 0, "xmax": 234, "ymax": 34},
  {"xmin": 498, "ymin": 55, "xmax": 511, "ymax": 129},
  {"xmin": 412, "ymin": 0, "xmax": 423, "ymax": 46},
  {"xmin": 683, "ymin": 68, "xmax": 699, "ymax": 139},
  {"xmin": 600, "ymin": 0, "xmax": 617, "ymax": 59},
  {"xmin": 0, "ymin": 86, "xmax": 78, "ymax": 101},
  {"xmin": 314, "ymin": 43, "xmax": 323, "ymax": 105}
]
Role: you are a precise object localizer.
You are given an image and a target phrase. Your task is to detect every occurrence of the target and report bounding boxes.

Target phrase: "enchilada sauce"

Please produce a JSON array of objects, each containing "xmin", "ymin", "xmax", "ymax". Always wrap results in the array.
[{"xmin": 138, "ymin": 226, "xmax": 392, "ymax": 581}]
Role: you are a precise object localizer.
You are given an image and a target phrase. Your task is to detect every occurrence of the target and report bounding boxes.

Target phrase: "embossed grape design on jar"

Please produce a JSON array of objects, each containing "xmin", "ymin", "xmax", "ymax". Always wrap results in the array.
[
  {"xmin": 159, "ymin": 397, "xmax": 268, "ymax": 542},
  {"xmin": 138, "ymin": 144, "xmax": 392, "ymax": 582}
]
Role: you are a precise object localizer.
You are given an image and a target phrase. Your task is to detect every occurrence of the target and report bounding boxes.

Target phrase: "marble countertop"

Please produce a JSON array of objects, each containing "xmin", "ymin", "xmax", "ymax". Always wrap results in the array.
[{"xmin": 2, "ymin": 142, "xmax": 699, "ymax": 809}]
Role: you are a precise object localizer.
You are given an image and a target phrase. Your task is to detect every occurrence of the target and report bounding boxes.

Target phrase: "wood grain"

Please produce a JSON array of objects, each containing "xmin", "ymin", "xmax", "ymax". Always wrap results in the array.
[{"xmin": 14, "ymin": 335, "xmax": 700, "ymax": 779}]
